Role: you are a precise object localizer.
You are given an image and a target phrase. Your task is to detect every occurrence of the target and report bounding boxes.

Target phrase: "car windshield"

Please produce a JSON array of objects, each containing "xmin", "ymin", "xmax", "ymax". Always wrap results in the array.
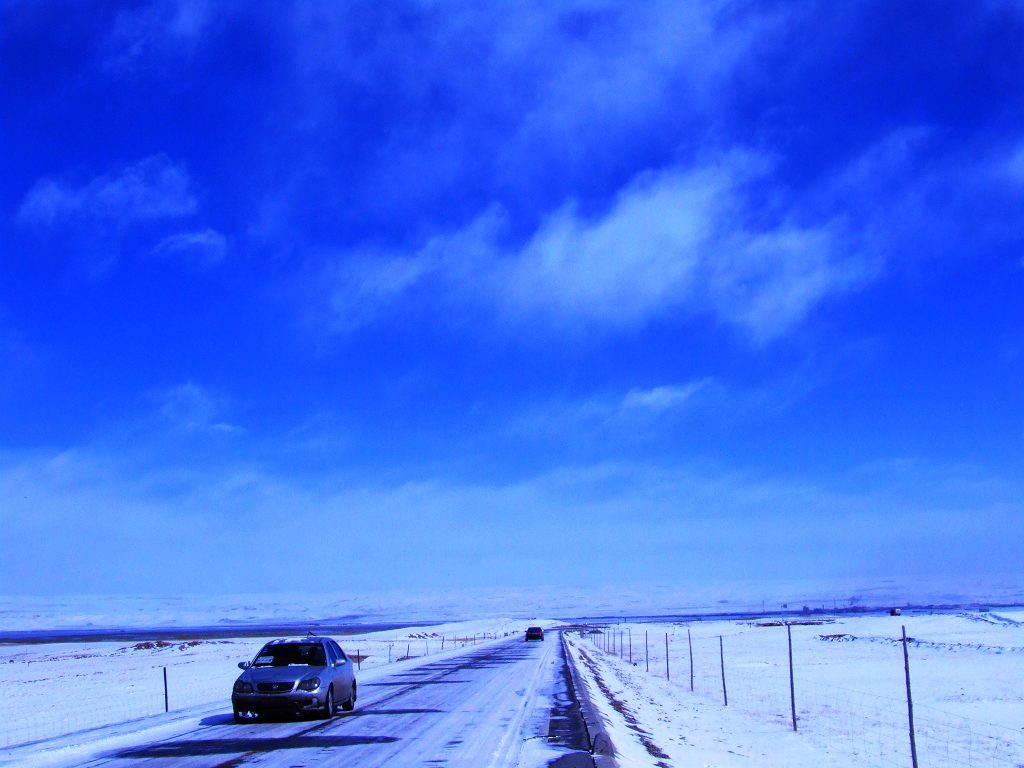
[{"xmin": 252, "ymin": 643, "xmax": 326, "ymax": 667}]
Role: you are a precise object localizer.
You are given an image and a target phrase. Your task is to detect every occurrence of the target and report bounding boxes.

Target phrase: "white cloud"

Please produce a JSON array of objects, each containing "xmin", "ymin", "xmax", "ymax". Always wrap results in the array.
[
  {"xmin": 153, "ymin": 381, "xmax": 241, "ymax": 435},
  {"xmin": 707, "ymin": 224, "xmax": 859, "ymax": 341},
  {"xmin": 18, "ymin": 155, "xmax": 196, "ymax": 228},
  {"xmin": 508, "ymin": 378, "xmax": 718, "ymax": 440},
  {"xmin": 496, "ymin": 166, "xmax": 725, "ymax": 328},
  {"xmin": 327, "ymin": 251, "xmax": 440, "ymax": 332},
  {"xmin": 621, "ymin": 381, "xmax": 711, "ymax": 413},
  {"xmin": 490, "ymin": 1, "xmax": 784, "ymax": 181},
  {"xmin": 1001, "ymin": 140, "xmax": 1024, "ymax": 185},
  {"xmin": 243, "ymin": 1, "xmax": 788, "ymax": 250},
  {"xmin": 103, "ymin": 0, "xmax": 217, "ymax": 70},
  {"xmin": 820, "ymin": 126, "xmax": 1024, "ymax": 272},
  {"xmin": 323, "ymin": 153, "xmax": 866, "ymax": 341},
  {"xmin": 152, "ymin": 228, "xmax": 227, "ymax": 269}
]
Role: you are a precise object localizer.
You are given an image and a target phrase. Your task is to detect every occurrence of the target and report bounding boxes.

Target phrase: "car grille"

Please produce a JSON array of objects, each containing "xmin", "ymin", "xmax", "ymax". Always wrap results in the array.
[{"xmin": 257, "ymin": 682, "xmax": 295, "ymax": 693}]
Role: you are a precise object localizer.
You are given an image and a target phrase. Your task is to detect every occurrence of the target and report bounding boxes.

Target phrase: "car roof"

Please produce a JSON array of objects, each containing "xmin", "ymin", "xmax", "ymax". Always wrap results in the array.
[{"xmin": 263, "ymin": 637, "xmax": 328, "ymax": 645}]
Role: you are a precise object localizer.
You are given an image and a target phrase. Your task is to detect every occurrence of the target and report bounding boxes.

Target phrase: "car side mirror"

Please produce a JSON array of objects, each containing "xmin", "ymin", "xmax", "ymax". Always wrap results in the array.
[{"xmin": 238, "ymin": 661, "xmax": 250, "ymax": 669}]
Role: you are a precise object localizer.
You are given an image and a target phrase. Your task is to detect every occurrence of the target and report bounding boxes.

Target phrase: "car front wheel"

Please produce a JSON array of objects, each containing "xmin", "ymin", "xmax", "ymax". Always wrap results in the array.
[
  {"xmin": 341, "ymin": 682, "xmax": 356, "ymax": 712},
  {"xmin": 321, "ymin": 686, "xmax": 335, "ymax": 719}
]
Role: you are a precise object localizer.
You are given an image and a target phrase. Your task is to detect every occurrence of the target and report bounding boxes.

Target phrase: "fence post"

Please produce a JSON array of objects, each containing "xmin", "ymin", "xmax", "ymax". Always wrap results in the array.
[
  {"xmin": 688, "ymin": 629, "xmax": 694, "ymax": 692},
  {"xmin": 388, "ymin": 644, "xmax": 392, "ymax": 663},
  {"xmin": 407, "ymin": 643, "xmax": 411, "ymax": 659},
  {"xmin": 719, "ymin": 636, "xmax": 728, "ymax": 706},
  {"xmin": 665, "ymin": 633, "xmax": 670, "ymax": 681},
  {"xmin": 357, "ymin": 649, "xmax": 361, "ymax": 670},
  {"xmin": 645, "ymin": 631, "xmax": 649, "ymax": 672},
  {"xmin": 902, "ymin": 626, "xmax": 920, "ymax": 768},
  {"xmin": 628, "ymin": 629, "xmax": 632, "ymax": 665},
  {"xmin": 787, "ymin": 623, "xmax": 797, "ymax": 731},
  {"xmin": 163, "ymin": 667, "xmax": 169, "ymax": 713}
]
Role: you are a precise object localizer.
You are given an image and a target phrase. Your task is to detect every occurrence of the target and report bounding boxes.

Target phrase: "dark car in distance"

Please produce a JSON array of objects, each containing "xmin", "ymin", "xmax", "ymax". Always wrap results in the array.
[
  {"xmin": 232, "ymin": 636, "xmax": 357, "ymax": 722},
  {"xmin": 525, "ymin": 626, "xmax": 544, "ymax": 641}
]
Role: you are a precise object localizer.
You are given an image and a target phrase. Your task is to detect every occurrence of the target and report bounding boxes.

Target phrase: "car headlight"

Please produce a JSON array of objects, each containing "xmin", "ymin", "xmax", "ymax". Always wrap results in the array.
[
  {"xmin": 297, "ymin": 677, "xmax": 320, "ymax": 691},
  {"xmin": 233, "ymin": 680, "xmax": 253, "ymax": 694}
]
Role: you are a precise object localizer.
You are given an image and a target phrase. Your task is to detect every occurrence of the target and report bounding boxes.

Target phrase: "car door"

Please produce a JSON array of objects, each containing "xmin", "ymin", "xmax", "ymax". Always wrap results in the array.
[
  {"xmin": 329, "ymin": 638, "xmax": 354, "ymax": 692},
  {"xmin": 323, "ymin": 640, "xmax": 341, "ymax": 690},
  {"xmin": 330, "ymin": 639, "xmax": 354, "ymax": 689}
]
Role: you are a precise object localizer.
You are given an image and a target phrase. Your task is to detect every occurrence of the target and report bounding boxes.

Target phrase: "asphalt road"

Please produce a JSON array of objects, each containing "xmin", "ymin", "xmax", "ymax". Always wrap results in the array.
[{"xmin": 73, "ymin": 635, "xmax": 588, "ymax": 768}]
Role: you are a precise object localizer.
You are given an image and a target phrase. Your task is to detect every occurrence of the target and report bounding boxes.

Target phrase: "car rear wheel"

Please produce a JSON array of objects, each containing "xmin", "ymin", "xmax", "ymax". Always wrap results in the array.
[
  {"xmin": 341, "ymin": 682, "xmax": 356, "ymax": 711},
  {"xmin": 321, "ymin": 686, "xmax": 335, "ymax": 719}
]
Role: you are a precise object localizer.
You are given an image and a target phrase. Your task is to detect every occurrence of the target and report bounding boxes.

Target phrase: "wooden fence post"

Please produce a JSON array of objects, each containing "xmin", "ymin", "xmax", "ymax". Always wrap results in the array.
[
  {"xmin": 719, "ymin": 636, "xmax": 728, "ymax": 706},
  {"xmin": 688, "ymin": 629, "xmax": 694, "ymax": 692},
  {"xmin": 787, "ymin": 623, "xmax": 797, "ymax": 731},
  {"xmin": 902, "ymin": 626, "xmax": 919, "ymax": 768},
  {"xmin": 665, "ymin": 633, "xmax": 670, "ymax": 681}
]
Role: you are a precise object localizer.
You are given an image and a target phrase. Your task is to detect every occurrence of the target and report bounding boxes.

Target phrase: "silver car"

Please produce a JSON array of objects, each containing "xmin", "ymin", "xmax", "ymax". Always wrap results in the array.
[{"xmin": 231, "ymin": 636, "xmax": 357, "ymax": 722}]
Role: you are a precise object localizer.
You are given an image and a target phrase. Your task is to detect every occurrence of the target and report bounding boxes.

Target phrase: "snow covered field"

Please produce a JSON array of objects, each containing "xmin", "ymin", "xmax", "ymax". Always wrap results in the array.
[
  {"xmin": 565, "ymin": 610, "xmax": 1024, "ymax": 767},
  {"xmin": 2, "ymin": 609, "xmax": 1022, "ymax": 767}
]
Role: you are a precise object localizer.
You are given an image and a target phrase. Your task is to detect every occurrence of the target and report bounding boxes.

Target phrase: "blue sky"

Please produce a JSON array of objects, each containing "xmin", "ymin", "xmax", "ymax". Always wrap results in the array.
[{"xmin": 1, "ymin": 0, "xmax": 1022, "ymax": 601}]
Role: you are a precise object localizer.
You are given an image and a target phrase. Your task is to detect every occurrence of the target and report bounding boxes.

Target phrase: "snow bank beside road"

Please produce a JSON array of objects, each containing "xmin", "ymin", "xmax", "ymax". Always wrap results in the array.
[{"xmin": 564, "ymin": 633, "xmax": 826, "ymax": 767}]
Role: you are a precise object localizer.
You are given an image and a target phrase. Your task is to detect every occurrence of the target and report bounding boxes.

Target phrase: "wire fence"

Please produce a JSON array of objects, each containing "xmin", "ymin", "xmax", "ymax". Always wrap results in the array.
[
  {"xmin": 0, "ymin": 664, "xmax": 231, "ymax": 750},
  {"xmin": 0, "ymin": 631, "xmax": 504, "ymax": 749},
  {"xmin": 582, "ymin": 622, "xmax": 1024, "ymax": 768}
]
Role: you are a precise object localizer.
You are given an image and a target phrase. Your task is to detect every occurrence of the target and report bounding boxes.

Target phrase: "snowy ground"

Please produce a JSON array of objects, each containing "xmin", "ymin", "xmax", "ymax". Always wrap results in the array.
[
  {"xmin": 564, "ymin": 610, "xmax": 1024, "ymax": 767},
  {"xmin": 2, "ymin": 610, "xmax": 1022, "ymax": 767}
]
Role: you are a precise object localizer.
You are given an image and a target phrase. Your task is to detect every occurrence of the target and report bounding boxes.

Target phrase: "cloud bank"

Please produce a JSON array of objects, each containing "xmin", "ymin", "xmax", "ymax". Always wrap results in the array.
[
  {"xmin": 18, "ymin": 155, "xmax": 196, "ymax": 228},
  {"xmin": 326, "ymin": 154, "xmax": 866, "ymax": 341}
]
